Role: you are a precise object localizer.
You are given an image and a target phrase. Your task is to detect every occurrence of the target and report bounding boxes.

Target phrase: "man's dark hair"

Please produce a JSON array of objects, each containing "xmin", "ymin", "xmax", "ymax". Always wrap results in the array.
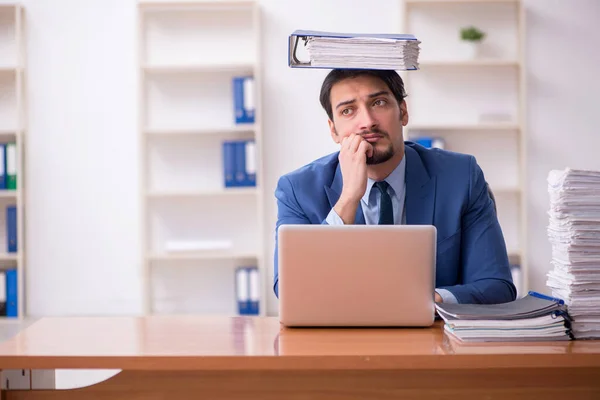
[{"xmin": 319, "ymin": 69, "xmax": 407, "ymax": 121}]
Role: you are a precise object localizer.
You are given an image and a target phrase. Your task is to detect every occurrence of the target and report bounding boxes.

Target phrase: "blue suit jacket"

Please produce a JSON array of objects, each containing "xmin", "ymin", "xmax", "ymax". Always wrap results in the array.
[{"xmin": 273, "ymin": 142, "xmax": 517, "ymax": 304}]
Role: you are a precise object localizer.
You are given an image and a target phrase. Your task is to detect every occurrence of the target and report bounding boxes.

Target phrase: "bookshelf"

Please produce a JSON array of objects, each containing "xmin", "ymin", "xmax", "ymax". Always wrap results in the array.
[
  {"xmin": 402, "ymin": 0, "xmax": 528, "ymax": 296},
  {"xmin": 0, "ymin": 3, "xmax": 25, "ymax": 320},
  {"xmin": 138, "ymin": 0, "xmax": 265, "ymax": 316}
]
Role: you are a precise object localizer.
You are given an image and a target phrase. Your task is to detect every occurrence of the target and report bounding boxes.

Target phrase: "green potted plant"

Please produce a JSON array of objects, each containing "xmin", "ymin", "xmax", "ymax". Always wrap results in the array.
[{"xmin": 459, "ymin": 26, "xmax": 485, "ymax": 59}]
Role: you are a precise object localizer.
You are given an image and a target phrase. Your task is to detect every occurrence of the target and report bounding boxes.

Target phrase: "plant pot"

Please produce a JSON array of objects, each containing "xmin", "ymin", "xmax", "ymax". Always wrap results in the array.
[{"xmin": 459, "ymin": 41, "xmax": 481, "ymax": 60}]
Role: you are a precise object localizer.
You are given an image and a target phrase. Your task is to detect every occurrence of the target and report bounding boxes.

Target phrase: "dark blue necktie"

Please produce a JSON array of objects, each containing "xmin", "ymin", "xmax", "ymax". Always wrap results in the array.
[{"xmin": 374, "ymin": 181, "xmax": 394, "ymax": 225}]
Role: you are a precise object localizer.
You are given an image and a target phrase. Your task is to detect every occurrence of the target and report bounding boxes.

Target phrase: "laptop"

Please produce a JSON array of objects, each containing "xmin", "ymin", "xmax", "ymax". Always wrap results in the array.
[{"xmin": 277, "ymin": 224, "xmax": 437, "ymax": 327}]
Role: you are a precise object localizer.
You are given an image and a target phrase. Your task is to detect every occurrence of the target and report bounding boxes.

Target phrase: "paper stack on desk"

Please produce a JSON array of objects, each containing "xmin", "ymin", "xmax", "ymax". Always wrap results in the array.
[
  {"xmin": 288, "ymin": 30, "xmax": 421, "ymax": 70},
  {"xmin": 546, "ymin": 168, "xmax": 600, "ymax": 339},
  {"xmin": 435, "ymin": 294, "xmax": 573, "ymax": 342}
]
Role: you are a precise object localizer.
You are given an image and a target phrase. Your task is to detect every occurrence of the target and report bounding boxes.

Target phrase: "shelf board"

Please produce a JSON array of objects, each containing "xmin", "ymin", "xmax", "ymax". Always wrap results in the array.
[
  {"xmin": 418, "ymin": 60, "xmax": 520, "ymax": 68},
  {"xmin": 407, "ymin": 123, "xmax": 519, "ymax": 131},
  {"xmin": 0, "ymin": 253, "xmax": 19, "ymax": 261},
  {"xmin": 139, "ymin": 1, "xmax": 255, "ymax": 12},
  {"xmin": 146, "ymin": 126, "xmax": 255, "ymax": 136},
  {"xmin": 407, "ymin": 0, "xmax": 519, "ymax": 4},
  {"xmin": 142, "ymin": 64, "xmax": 254, "ymax": 74},
  {"xmin": 0, "ymin": 190, "xmax": 18, "ymax": 198},
  {"xmin": 147, "ymin": 252, "xmax": 259, "ymax": 262},
  {"xmin": 148, "ymin": 188, "xmax": 258, "ymax": 198}
]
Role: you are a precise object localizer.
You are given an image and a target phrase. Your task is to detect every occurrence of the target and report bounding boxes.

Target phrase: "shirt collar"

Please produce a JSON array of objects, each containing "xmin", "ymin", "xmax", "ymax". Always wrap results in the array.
[{"xmin": 362, "ymin": 155, "xmax": 407, "ymax": 206}]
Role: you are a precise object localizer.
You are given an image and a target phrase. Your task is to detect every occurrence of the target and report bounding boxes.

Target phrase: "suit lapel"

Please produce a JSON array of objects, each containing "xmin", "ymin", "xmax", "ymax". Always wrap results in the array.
[
  {"xmin": 405, "ymin": 145, "xmax": 436, "ymax": 226},
  {"xmin": 325, "ymin": 160, "xmax": 366, "ymax": 225}
]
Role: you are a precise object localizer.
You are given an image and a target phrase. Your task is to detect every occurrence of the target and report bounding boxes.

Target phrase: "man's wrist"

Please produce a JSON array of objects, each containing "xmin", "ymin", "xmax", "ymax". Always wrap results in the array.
[{"xmin": 334, "ymin": 194, "xmax": 360, "ymax": 225}]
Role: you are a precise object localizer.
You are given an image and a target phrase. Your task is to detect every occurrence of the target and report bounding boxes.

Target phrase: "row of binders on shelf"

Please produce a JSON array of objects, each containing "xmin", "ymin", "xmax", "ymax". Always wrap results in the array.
[
  {"xmin": 236, "ymin": 266, "xmax": 259, "ymax": 315},
  {"xmin": 0, "ymin": 268, "xmax": 17, "ymax": 317},
  {"xmin": 0, "ymin": 143, "xmax": 17, "ymax": 190},
  {"xmin": 223, "ymin": 139, "xmax": 256, "ymax": 188},
  {"xmin": 2, "ymin": 205, "xmax": 17, "ymax": 253}
]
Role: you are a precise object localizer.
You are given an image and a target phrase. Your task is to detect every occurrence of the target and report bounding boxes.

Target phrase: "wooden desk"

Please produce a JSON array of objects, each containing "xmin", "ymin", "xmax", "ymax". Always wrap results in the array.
[{"xmin": 0, "ymin": 316, "xmax": 599, "ymax": 399}]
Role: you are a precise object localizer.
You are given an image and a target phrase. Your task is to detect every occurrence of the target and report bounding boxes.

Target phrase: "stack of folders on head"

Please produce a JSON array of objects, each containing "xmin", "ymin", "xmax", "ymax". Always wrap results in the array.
[
  {"xmin": 289, "ymin": 30, "xmax": 421, "ymax": 70},
  {"xmin": 435, "ymin": 293, "xmax": 573, "ymax": 343},
  {"xmin": 546, "ymin": 168, "xmax": 600, "ymax": 339}
]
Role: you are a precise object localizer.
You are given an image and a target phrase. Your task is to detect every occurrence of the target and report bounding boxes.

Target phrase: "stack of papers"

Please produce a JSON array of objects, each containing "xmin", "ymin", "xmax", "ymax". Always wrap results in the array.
[
  {"xmin": 289, "ymin": 30, "xmax": 421, "ymax": 70},
  {"xmin": 546, "ymin": 168, "xmax": 600, "ymax": 339},
  {"xmin": 436, "ymin": 294, "xmax": 572, "ymax": 342}
]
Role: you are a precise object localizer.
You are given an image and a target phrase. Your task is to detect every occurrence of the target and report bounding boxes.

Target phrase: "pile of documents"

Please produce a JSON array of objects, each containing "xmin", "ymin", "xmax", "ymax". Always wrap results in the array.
[
  {"xmin": 546, "ymin": 168, "xmax": 600, "ymax": 339},
  {"xmin": 436, "ymin": 294, "xmax": 573, "ymax": 342},
  {"xmin": 289, "ymin": 30, "xmax": 421, "ymax": 70}
]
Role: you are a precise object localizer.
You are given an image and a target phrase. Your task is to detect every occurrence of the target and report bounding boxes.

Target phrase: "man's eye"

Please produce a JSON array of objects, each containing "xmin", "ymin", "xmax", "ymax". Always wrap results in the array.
[
  {"xmin": 341, "ymin": 108, "xmax": 353, "ymax": 115},
  {"xmin": 374, "ymin": 99, "xmax": 386, "ymax": 106}
]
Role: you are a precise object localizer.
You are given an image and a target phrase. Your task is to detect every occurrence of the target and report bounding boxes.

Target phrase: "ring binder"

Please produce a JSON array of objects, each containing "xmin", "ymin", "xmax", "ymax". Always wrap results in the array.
[{"xmin": 288, "ymin": 30, "xmax": 421, "ymax": 70}]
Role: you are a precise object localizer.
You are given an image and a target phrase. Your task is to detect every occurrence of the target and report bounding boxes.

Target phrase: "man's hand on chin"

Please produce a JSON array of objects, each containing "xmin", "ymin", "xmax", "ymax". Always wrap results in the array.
[{"xmin": 435, "ymin": 292, "xmax": 442, "ymax": 303}]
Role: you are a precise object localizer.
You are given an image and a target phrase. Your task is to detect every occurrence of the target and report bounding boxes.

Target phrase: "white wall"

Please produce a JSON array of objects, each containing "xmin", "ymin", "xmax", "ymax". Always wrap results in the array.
[
  {"xmin": 523, "ymin": 0, "xmax": 600, "ymax": 293},
  {"xmin": 0, "ymin": 0, "xmax": 597, "ymax": 317},
  {"xmin": 11, "ymin": 0, "xmax": 142, "ymax": 316}
]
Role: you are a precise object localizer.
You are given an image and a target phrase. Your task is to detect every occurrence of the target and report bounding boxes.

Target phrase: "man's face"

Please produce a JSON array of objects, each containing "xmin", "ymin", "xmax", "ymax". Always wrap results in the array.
[{"xmin": 328, "ymin": 75, "xmax": 408, "ymax": 165}]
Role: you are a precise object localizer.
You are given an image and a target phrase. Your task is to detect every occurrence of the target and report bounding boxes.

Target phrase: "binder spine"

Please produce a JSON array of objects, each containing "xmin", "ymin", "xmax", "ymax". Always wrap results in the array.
[
  {"xmin": 5, "ymin": 268, "xmax": 17, "ymax": 317},
  {"xmin": 233, "ymin": 76, "xmax": 255, "ymax": 124},
  {"xmin": 249, "ymin": 267, "xmax": 259, "ymax": 315},
  {"xmin": 235, "ymin": 266, "xmax": 259, "ymax": 315},
  {"xmin": 0, "ymin": 144, "xmax": 6, "ymax": 189},
  {"xmin": 0, "ymin": 270, "xmax": 6, "ymax": 316},
  {"xmin": 244, "ymin": 140, "xmax": 256, "ymax": 187},
  {"xmin": 222, "ymin": 141, "xmax": 236, "ymax": 188},
  {"xmin": 236, "ymin": 267, "xmax": 250, "ymax": 315},
  {"xmin": 6, "ymin": 143, "xmax": 16, "ymax": 190},
  {"xmin": 6, "ymin": 205, "xmax": 17, "ymax": 253}
]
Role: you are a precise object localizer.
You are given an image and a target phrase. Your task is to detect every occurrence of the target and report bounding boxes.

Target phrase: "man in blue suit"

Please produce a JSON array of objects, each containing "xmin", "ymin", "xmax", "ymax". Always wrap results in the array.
[{"xmin": 273, "ymin": 68, "xmax": 516, "ymax": 304}]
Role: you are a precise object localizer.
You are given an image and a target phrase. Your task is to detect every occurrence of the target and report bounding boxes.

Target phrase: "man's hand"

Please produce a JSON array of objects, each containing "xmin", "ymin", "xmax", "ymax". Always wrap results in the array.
[
  {"xmin": 435, "ymin": 292, "xmax": 443, "ymax": 303},
  {"xmin": 333, "ymin": 134, "xmax": 373, "ymax": 224}
]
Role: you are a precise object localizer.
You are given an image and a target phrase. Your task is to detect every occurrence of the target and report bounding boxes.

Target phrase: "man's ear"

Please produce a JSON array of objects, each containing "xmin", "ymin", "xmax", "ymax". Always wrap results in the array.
[
  {"xmin": 328, "ymin": 119, "xmax": 340, "ymax": 143},
  {"xmin": 400, "ymin": 100, "xmax": 409, "ymax": 126}
]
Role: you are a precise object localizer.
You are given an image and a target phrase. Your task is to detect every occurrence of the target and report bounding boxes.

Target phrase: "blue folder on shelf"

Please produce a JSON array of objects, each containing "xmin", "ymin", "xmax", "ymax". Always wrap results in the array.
[
  {"xmin": 5, "ymin": 268, "xmax": 17, "ymax": 317},
  {"xmin": 288, "ymin": 30, "xmax": 420, "ymax": 70},
  {"xmin": 6, "ymin": 205, "xmax": 17, "ymax": 253},
  {"xmin": 222, "ymin": 140, "xmax": 256, "ymax": 188},
  {"xmin": 236, "ymin": 266, "xmax": 259, "ymax": 316},
  {"xmin": 233, "ymin": 76, "xmax": 255, "ymax": 124},
  {"xmin": 0, "ymin": 144, "xmax": 6, "ymax": 189}
]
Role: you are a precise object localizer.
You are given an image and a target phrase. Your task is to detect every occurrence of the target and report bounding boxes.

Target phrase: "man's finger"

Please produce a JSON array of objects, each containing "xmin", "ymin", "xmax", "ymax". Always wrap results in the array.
[
  {"xmin": 349, "ymin": 134, "xmax": 363, "ymax": 153},
  {"xmin": 359, "ymin": 140, "xmax": 373, "ymax": 158}
]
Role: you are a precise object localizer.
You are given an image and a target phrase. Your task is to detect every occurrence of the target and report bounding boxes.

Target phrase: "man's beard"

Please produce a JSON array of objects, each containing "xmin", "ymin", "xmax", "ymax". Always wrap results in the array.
[{"xmin": 363, "ymin": 128, "xmax": 394, "ymax": 165}]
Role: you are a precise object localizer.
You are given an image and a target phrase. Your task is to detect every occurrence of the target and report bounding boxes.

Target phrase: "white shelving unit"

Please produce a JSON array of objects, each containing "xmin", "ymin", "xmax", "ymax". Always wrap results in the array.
[
  {"xmin": 402, "ymin": 0, "xmax": 528, "ymax": 295},
  {"xmin": 0, "ymin": 3, "xmax": 25, "ymax": 320},
  {"xmin": 138, "ymin": 0, "xmax": 265, "ymax": 316}
]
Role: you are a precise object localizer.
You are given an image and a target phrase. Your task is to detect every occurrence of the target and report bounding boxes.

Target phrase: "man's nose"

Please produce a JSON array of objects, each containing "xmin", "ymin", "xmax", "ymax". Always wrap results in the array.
[{"xmin": 358, "ymin": 108, "xmax": 377, "ymax": 131}]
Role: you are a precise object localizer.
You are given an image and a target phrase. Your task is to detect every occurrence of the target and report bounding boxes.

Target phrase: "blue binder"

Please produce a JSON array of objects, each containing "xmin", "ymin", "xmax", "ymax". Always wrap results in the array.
[
  {"xmin": 235, "ymin": 267, "xmax": 250, "ymax": 315},
  {"xmin": 222, "ymin": 141, "xmax": 236, "ymax": 188},
  {"xmin": 223, "ymin": 140, "xmax": 257, "ymax": 188},
  {"xmin": 288, "ymin": 30, "xmax": 420, "ymax": 70},
  {"xmin": 0, "ymin": 270, "xmax": 6, "ymax": 316},
  {"xmin": 236, "ymin": 266, "xmax": 259, "ymax": 315},
  {"xmin": 248, "ymin": 266, "xmax": 259, "ymax": 315},
  {"xmin": 5, "ymin": 268, "xmax": 17, "ymax": 317},
  {"xmin": 232, "ymin": 76, "xmax": 255, "ymax": 124},
  {"xmin": 0, "ymin": 144, "xmax": 6, "ymax": 189},
  {"xmin": 415, "ymin": 137, "xmax": 433, "ymax": 148},
  {"xmin": 6, "ymin": 205, "xmax": 17, "ymax": 253}
]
